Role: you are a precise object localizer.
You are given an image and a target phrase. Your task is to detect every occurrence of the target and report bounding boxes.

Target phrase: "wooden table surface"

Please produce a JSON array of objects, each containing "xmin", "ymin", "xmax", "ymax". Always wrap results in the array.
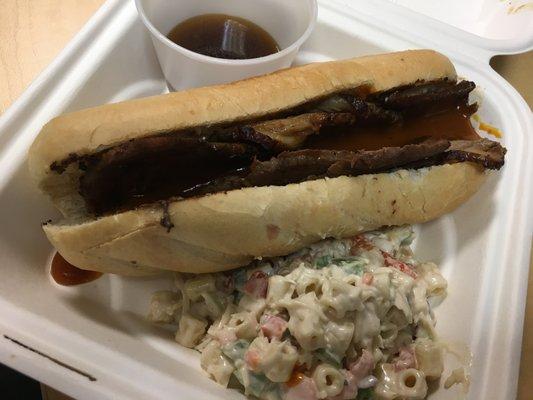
[{"xmin": 0, "ymin": 1, "xmax": 531, "ymax": 399}]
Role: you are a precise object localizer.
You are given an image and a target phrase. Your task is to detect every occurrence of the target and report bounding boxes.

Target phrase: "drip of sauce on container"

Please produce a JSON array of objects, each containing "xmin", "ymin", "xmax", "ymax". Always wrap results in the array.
[
  {"xmin": 472, "ymin": 115, "xmax": 503, "ymax": 138},
  {"xmin": 167, "ymin": 14, "xmax": 280, "ymax": 59},
  {"xmin": 51, "ymin": 252, "xmax": 102, "ymax": 286}
]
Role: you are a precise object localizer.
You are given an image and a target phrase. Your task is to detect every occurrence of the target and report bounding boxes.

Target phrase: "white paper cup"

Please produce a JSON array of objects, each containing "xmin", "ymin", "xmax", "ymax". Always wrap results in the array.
[{"xmin": 135, "ymin": 0, "xmax": 317, "ymax": 90}]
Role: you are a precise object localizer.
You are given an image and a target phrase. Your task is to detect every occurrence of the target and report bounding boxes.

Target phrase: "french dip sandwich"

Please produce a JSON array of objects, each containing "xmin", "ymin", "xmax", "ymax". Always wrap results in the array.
[{"xmin": 28, "ymin": 50, "xmax": 505, "ymax": 276}]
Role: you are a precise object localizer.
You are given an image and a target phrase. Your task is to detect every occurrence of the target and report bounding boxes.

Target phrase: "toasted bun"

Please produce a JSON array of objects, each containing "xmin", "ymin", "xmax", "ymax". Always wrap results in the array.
[
  {"xmin": 28, "ymin": 50, "xmax": 456, "ymax": 218},
  {"xmin": 43, "ymin": 163, "xmax": 487, "ymax": 275}
]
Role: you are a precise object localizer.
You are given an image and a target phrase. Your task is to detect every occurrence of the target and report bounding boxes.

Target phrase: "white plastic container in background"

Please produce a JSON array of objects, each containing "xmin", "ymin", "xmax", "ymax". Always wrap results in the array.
[
  {"xmin": 0, "ymin": 0, "xmax": 531, "ymax": 399},
  {"xmin": 338, "ymin": 0, "xmax": 533, "ymax": 56},
  {"xmin": 388, "ymin": 0, "xmax": 533, "ymax": 43}
]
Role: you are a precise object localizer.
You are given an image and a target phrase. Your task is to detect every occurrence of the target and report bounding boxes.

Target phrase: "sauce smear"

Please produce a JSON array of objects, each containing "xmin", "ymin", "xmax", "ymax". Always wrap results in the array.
[
  {"xmin": 305, "ymin": 105, "xmax": 480, "ymax": 151},
  {"xmin": 51, "ymin": 252, "xmax": 102, "ymax": 286}
]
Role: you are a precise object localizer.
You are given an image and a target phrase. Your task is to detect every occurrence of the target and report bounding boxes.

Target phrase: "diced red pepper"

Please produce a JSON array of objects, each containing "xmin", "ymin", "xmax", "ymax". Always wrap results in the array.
[
  {"xmin": 380, "ymin": 250, "xmax": 417, "ymax": 279},
  {"xmin": 244, "ymin": 349, "xmax": 260, "ymax": 370},
  {"xmin": 350, "ymin": 235, "xmax": 375, "ymax": 253},
  {"xmin": 243, "ymin": 271, "xmax": 269, "ymax": 298},
  {"xmin": 260, "ymin": 315, "xmax": 287, "ymax": 340},
  {"xmin": 348, "ymin": 349, "xmax": 375, "ymax": 383},
  {"xmin": 393, "ymin": 346, "xmax": 417, "ymax": 371},
  {"xmin": 362, "ymin": 272, "xmax": 374, "ymax": 285}
]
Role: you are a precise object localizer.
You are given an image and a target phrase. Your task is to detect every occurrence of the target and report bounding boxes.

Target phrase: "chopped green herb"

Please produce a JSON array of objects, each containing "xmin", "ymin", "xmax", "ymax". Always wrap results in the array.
[
  {"xmin": 222, "ymin": 339, "xmax": 249, "ymax": 361},
  {"xmin": 233, "ymin": 268, "xmax": 248, "ymax": 290},
  {"xmin": 340, "ymin": 262, "xmax": 365, "ymax": 276},
  {"xmin": 400, "ymin": 231, "xmax": 415, "ymax": 246},
  {"xmin": 316, "ymin": 348, "xmax": 342, "ymax": 368},
  {"xmin": 315, "ymin": 255, "xmax": 333, "ymax": 268},
  {"xmin": 201, "ymin": 292, "xmax": 225, "ymax": 317},
  {"xmin": 232, "ymin": 367, "xmax": 246, "ymax": 387},
  {"xmin": 333, "ymin": 257, "xmax": 368, "ymax": 276},
  {"xmin": 233, "ymin": 368, "xmax": 278, "ymax": 398},
  {"xmin": 357, "ymin": 388, "xmax": 374, "ymax": 400},
  {"xmin": 248, "ymin": 372, "xmax": 277, "ymax": 397}
]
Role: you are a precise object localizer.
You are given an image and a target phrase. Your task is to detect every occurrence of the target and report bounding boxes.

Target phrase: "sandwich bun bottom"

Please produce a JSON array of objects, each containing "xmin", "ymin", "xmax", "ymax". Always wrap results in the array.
[{"xmin": 44, "ymin": 162, "xmax": 486, "ymax": 275}]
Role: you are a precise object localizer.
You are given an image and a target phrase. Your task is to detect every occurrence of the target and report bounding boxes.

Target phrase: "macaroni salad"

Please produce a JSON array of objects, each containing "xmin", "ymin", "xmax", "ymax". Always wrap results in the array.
[{"xmin": 148, "ymin": 226, "xmax": 449, "ymax": 399}]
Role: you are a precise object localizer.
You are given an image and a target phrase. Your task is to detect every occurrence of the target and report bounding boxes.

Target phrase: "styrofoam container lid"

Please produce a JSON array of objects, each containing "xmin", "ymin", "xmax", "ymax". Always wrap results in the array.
[
  {"xmin": 391, "ymin": 0, "xmax": 533, "ymax": 40},
  {"xmin": 340, "ymin": 0, "xmax": 533, "ymax": 55}
]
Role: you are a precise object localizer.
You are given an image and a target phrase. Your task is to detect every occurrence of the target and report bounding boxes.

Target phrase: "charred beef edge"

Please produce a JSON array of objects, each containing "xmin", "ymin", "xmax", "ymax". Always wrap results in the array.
[
  {"xmin": 150, "ymin": 138, "xmax": 505, "ymax": 229},
  {"xmin": 49, "ymin": 78, "xmax": 464, "ymax": 173},
  {"xmin": 77, "ymin": 135, "xmax": 261, "ymax": 215},
  {"xmin": 180, "ymin": 138, "xmax": 506, "ymax": 199}
]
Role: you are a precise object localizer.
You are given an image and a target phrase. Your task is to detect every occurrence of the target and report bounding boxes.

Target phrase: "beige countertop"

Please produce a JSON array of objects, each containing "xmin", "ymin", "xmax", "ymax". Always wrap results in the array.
[{"xmin": 1, "ymin": 1, "xmax": 531, "ymax": 399}]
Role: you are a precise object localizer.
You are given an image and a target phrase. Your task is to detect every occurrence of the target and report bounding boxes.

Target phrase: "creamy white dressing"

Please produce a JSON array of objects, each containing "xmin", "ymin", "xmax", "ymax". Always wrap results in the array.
[{"xmin": 149, "ymin": 226, "xmax": 462, "ymax": 400}]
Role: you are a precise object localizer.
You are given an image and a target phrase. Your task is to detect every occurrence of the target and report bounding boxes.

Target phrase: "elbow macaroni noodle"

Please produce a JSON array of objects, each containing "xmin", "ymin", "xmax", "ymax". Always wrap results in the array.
[
  {"xmin": 313, "ymin": 363, "xmax": 345, "ymax": 398},
  {"xmin": 149, "ymin": 226, "xmax": 451, "ymax": 399}
]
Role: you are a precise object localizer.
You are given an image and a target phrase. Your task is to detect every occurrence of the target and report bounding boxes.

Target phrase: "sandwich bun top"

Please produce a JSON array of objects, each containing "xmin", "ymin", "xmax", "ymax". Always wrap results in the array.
[{"xmin": 28, "ymin": 49, "xmax": 455, "ymax": 202}]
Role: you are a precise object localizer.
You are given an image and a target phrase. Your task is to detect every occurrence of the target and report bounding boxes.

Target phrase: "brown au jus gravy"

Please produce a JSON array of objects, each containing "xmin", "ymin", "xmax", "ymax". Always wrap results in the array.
[
  {"xmin": 167, "ymin": 14, "xmax": 280, "ymax": 59},
  {"xmin": 305, "ymin": 104, "xmax": 480, "ymax": 152}
]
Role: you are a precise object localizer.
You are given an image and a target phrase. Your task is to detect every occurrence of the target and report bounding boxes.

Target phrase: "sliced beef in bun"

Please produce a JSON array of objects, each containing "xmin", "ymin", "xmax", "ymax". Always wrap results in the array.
[{"xmin": 28, "ymin": 50, "xmax": 506, "ymax": 275}]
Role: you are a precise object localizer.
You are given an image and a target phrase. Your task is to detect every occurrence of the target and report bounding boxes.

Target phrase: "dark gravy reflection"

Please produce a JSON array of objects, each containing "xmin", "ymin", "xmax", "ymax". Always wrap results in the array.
[{"xmin": 167, "ymin": 14, "xmax": 280, "ymax": 59}]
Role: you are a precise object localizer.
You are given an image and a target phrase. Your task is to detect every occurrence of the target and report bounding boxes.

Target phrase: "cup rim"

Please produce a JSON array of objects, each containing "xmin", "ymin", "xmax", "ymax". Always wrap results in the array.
[{"xmin": 135, "ymin": 0, "xmax": 318, "ymax": 66}]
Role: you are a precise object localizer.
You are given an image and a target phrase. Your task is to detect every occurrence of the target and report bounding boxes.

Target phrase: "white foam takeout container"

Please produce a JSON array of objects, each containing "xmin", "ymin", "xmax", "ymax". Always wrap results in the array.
[{"xmin": 0, "ymin": 0, "xmax": 531, "ymax": 399}]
